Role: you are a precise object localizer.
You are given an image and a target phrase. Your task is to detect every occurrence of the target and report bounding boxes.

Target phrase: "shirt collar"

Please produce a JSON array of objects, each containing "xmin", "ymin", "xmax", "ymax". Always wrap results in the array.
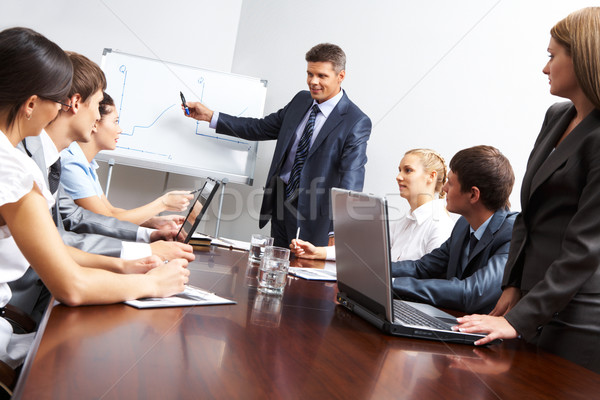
[
  {"xmin": 470, "ymin": 214, "xmax": 493, "ymax": 240},
  {"xmin": 312, "ymin": 88, "xmax": 344, "ymax": 118},
  {"xmin": 40, "ymin": 130, "xmax": 60, "ymax": 169},
  {"xmin": 407, "ymin": 199, "xmax": 438, "ymax": 225}
]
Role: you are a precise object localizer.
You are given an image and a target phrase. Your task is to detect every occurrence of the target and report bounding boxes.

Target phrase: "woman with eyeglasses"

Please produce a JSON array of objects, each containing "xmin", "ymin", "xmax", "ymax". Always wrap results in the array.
[{"xmin": 0, "ymin": 27, "xmax": 190, "ymax": 367}]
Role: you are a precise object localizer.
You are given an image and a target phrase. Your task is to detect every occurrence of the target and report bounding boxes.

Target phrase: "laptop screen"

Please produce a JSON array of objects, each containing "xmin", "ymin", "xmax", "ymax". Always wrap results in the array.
[
  {"xmin": 177, "ymin": 178, "xmax": 220, "ymax": 243},
  {"xmin": 332, "ymin": 188, "xmax": 394, "ymax": 321}
]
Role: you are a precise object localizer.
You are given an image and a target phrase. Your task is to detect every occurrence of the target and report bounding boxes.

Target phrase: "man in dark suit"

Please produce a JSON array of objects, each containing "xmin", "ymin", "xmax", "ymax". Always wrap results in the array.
[
  {"xmin": 185, "ymin": 43, "xmax": 372, "ymax": 247},
  {"xmin": 392, "ymin": 146, "xmax": 516, "ymax": 314}
]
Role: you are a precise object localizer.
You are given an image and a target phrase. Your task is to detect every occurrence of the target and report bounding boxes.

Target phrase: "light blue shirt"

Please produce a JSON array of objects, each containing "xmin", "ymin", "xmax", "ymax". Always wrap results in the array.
[{"xmin": 60, "ymin": 142, "xmax": 104, "ymax": 200}]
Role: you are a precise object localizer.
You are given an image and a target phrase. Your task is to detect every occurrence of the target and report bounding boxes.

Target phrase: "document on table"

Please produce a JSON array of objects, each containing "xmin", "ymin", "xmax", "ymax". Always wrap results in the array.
[
  {"xmin": 191, "ymin": 232, "xmax": 251, "ymax": 251},
  {"xmin": 125, "ymin": 285, "xmax": 236, "ymax": 309},
  {"xmin": 289, "ymin": 267, "xmax": 337, "ymax": 281}
]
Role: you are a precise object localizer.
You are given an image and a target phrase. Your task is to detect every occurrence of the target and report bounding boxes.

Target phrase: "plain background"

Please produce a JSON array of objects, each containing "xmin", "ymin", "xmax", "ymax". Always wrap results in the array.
[{"xmin": 3, "ymin": 0, "xmax": 595, "ymax": 241}]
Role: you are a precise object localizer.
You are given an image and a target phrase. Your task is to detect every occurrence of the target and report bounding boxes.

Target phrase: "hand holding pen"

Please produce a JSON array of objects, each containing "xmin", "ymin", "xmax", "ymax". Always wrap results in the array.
[{"xmin": 180, "ymin": 91, "xmax": 214, "ymax": 122}]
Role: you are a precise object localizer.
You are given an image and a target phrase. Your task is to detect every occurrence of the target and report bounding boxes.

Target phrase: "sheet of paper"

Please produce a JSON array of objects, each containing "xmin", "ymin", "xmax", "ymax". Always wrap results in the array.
[
  {"xmin": 288, "ymin": 267, "xmax": 337, "ymax": 281},
  {"xmin": 211, "ymin": 237, "xmax": 251, "ymax": 251},
  {"xmin": 125, "ymin": 285, "xmax": 236, "ymax": 309},
  {"xmin": 190, "ymin": 233, "xmax": 250, "ymax": 251}
]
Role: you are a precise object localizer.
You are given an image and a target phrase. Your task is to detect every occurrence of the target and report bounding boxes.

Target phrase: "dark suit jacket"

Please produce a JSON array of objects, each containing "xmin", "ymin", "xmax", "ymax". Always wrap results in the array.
[
  {"xmin": 504, "ymin": 102, "xmax": 600, "ymax": 341},
  {"xmin": 391, "ymin": 208, "xmax": 517, "ymax": 314},
  {"xmin": 17, "ymin": 135, "xmax": 139, "ymax": 256},
  {"xmin": 217, "ymin": 90, "xmax": 371, "ymax": 246},
  {"xmin": 10, "ymin": 135, "xmax": 142, "ymax": 322}
]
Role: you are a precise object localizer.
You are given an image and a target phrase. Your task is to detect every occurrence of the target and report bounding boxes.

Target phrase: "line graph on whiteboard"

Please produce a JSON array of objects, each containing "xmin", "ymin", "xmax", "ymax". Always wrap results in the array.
[
  {"xmin": 114, "ymin": 65, "xmax": 253, "ymax": 159},
  {"xmin": 98, "ymin": 49, "xmax": 266, "ymax": 184}
]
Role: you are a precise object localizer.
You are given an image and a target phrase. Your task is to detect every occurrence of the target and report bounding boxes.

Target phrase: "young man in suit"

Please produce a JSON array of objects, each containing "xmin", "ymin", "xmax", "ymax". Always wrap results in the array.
[
  {"xmin": 391, "ymin": 145, "xmax": 517, "ymax": 314},
  {"xmin": 185, "ymin": 43, "xmax": 372, "ymax": 247}
]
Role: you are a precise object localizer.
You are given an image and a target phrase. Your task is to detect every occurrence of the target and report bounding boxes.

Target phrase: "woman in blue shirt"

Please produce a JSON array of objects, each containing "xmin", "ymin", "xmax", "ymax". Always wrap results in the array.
[{"xmin": 60, "ymin": 92, "xmax": 193, "ymax": 226}]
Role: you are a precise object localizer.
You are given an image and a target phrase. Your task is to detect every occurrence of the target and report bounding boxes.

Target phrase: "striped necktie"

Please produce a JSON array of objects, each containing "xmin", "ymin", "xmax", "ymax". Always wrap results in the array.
[
  {"xmin": 48, "ymin": 157, "xmax": 61, "ymax": 195},
  {"xmin": 285, "ymin": 104, "xmax": 320, "ymax": 199}
]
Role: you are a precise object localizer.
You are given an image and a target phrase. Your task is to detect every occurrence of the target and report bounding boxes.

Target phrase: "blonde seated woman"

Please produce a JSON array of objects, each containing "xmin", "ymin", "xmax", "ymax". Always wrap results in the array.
[
  {"xmin": 59, "ymin": 92, "xmax": 192, "ymax": 227},
  {"xmin": 291, "ymin": 149, "xmax": 455, "ymax": 261}
]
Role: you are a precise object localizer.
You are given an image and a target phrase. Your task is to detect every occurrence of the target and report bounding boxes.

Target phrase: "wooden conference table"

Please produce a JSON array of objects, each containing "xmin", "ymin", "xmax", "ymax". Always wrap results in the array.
[{"xmin": 14, "ymin": 247, "xmax": 600, "ymax": 399}]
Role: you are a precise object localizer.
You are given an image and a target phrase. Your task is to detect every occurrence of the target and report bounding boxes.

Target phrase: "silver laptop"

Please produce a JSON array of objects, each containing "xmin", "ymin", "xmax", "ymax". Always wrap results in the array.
[{"xmin": 332, "ymin": 188, "xmax": 488, "ymax": 345}]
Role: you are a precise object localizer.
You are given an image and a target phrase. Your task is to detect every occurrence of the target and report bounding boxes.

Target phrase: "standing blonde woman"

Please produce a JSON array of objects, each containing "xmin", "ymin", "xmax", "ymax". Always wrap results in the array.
[
  {"xmin": 291, "ymin": 149, "xmax": 454, "ymax": 261},
  {"xmin": 457, "ymin": 7, "xmax": 600, "ymax": 373}
]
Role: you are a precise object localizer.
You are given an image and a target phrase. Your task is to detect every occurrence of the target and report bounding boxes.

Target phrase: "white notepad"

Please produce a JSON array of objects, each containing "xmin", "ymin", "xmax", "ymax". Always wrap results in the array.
[
  {"xmin": 289, "ymin": 267, "xmax": 337, "ymax": 281},
  {"xmin": 125, "ymin": 285, "xmax": 236, "ymax": 308}
]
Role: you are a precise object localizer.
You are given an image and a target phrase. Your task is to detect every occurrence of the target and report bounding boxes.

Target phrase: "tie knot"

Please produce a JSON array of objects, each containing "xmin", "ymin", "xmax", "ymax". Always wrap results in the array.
[
  {"xmin": 311, "ymin": 104, "xmax": 320, "ymax": 115},
  {"xmin": 469, "ymin": 232, "xmax": 478, "ymax": 254},
  {"xmin": 51, "ymin": 158, "xmax": 61, "ymax": 171}
]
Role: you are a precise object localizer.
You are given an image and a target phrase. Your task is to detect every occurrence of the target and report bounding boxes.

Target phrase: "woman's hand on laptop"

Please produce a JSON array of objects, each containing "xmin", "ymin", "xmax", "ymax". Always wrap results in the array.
[{"xmin": 453, "ymin": 315, "xmax": 518, "ymax": 345}]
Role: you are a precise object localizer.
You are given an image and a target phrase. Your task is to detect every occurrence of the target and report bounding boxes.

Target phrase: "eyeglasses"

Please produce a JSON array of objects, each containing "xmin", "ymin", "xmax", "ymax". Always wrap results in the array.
[
  {"xmin": 40, "ymin": 97, "xmax": 72, "ymax": 112},
  {"xmin": 52, "ymin": 100, "xmax": 72, "ymax": 112}
]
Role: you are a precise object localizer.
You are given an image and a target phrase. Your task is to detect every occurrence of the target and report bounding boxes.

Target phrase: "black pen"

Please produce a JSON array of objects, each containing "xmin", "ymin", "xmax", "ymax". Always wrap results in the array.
[{"xmin": 180, "ymin": 91, "xmax": 190, "ymax": 116}]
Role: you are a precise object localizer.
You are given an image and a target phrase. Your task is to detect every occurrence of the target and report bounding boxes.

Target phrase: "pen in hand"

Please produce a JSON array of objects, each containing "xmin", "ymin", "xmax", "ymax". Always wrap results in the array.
[
  {"xmin": 295, "ymin": 227, "xmax": 300, "ymax": 249},
  {"xmin": 180, "ymin": 91, "xmax": 190, "ymax": 116}
]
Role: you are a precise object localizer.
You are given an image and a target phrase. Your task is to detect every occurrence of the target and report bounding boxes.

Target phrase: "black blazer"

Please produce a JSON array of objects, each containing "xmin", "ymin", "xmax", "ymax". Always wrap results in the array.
[
  {"xmin": 392, "ymin": 208, "xmax": 516, "ymax": 314},
  {"xmin": 504, "ymin": 102, "xmax": 600, "ymax": 340},
  {"xmin": 217, "ymin": 90, "xmax": 371, "ymax": 246}
]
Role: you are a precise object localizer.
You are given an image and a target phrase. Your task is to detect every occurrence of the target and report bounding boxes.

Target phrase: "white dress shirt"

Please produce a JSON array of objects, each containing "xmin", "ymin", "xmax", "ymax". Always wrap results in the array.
[{"xmin": 325, "ymin": 199, "xmax": 455, "ymax": 261}]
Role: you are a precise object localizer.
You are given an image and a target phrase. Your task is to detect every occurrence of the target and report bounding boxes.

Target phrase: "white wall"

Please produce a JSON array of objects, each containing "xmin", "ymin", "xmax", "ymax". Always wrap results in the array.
[
  {"xmin": 232, "ymin": 0, "xmax": 597, "ymax": 219},
  {"xmin": 1, "ymin": 0, "xmax": 244, "ymax": 236},
  {"xmin": 3, "ymin": 0, "xmax": 597, "ymax": 240}
]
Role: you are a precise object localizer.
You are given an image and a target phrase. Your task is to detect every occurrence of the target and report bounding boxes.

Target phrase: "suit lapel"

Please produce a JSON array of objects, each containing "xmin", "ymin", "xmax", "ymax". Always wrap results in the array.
[
  {"xmin": 447, "ymin": 219, "xmax": 470, "ymax": 278},
  {"xmin": 22, "ymin": 136, "xmax": 50, "ymax": 188},
  {"xmin": 521, "ymin": 105, "xmax": 575, "ymax": 210},
  {"xmin": 462, "ymin": 209, "xmax": 506, "ymax": 276},
  {"xmin": 528, "ymin": 107, "xmax": 600, "ymax": 201},
  {"xmin": 307, "ymin": 92, "xmax": 349, "ymax": 158}
]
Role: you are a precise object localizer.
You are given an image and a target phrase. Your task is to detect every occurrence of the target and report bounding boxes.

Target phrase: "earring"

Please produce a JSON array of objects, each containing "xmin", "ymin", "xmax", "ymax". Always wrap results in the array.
[{"xmin": 26, "ymin": 113, "xmax": 32, "ymax": 120}]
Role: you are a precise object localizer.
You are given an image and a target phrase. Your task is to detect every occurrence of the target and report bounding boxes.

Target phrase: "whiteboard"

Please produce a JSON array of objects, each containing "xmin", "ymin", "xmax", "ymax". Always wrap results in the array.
[{"xmin": 97, "ymin": 49, "xmax": 267, "ymax": 185}]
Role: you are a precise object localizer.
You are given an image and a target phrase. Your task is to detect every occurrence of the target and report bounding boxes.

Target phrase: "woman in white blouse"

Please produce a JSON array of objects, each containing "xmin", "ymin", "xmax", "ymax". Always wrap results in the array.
[
  {"xmin": 291, "ymin": 149, "xmax": 455, "ymax": 261},
  {"xmin": 0, "ymin": 27, "xmax": 190, "ymax": 366}
]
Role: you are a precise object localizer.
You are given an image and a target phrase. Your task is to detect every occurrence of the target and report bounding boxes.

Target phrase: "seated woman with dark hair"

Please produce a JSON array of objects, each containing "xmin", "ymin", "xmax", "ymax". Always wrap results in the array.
[{"xmin": 0, "ymin": 27, "xmax": 189, "ymax": 368}]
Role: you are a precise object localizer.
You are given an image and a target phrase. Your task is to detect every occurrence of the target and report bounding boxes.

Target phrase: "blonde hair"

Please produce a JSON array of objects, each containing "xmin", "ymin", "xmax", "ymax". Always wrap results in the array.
[
  {"xmin": 404, "ymin": 148, "xmax": 448, "ymax": 198},
  {"xmin": 551, "ymin": 7, "xmax": 600, "ymax": 109}
]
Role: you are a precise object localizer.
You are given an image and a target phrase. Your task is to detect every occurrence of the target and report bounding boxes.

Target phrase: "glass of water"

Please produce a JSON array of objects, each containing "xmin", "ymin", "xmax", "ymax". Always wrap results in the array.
[
  {"xmin": 258, "ymin": 246, "xmax": 290, "ymax": 295},
  {"xmin": 249, "ymin": 234, "xmax": 274, "ymax": 263}
]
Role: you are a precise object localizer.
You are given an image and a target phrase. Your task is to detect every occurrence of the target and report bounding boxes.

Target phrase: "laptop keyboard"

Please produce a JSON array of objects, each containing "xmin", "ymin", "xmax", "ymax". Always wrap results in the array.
[{"xmin": 393, "ymin": 300, "xmax": 452, "ymax": 331}]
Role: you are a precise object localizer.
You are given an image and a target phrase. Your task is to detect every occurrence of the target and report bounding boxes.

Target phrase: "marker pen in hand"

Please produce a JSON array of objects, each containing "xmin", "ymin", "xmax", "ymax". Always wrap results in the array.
[{"xmin": 180, "ymin": 91, "xmax": 190, "ymax": 116}]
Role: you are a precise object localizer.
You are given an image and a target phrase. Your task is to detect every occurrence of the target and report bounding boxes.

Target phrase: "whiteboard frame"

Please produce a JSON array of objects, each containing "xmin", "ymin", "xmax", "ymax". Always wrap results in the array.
[{"xmin": 97, "ymin": 49, "xmax": 268, "ymax": 186}]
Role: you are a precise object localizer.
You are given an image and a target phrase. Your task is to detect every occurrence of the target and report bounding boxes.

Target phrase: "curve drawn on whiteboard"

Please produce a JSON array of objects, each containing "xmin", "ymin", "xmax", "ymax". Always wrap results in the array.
[
  {"xmin": 115, "ymin": 66, "xmax": 252, "ymax": 151},
  {"xmin": 120, "ymin": 104, "xmax": 177, "ymax": 136}
]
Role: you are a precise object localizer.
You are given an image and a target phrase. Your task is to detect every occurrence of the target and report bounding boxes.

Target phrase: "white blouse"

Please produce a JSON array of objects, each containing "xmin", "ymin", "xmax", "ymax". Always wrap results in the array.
[
  {"xmin": 0, "ymin": 131, "xmax": 54, "ymax": 367},
  {"xmin": 388, "ymin": 199, "xmax": 455, "ymax": 261},
  {"xmin": 0, "ymin": 131, "xmax": 54, "ymax": 306},
  {"xmin": 326, "ymin": 199, "xmax": 455, "ymax": 261}
]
